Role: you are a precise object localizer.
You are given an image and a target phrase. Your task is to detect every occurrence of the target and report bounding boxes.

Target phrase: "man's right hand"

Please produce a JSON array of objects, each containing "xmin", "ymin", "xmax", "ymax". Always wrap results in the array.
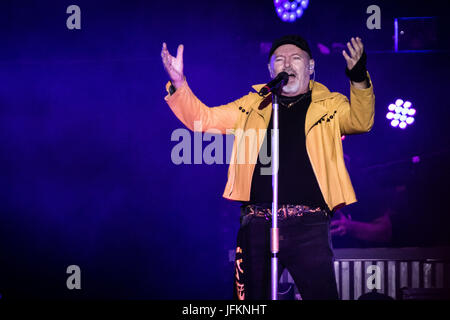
[
  {"xmin": 161, "ymin": 42, "xmax": 184, "ymax": 89},
  {"xmin": 330, "ymin": 210, "xmax": 353, "ymax": 237}
]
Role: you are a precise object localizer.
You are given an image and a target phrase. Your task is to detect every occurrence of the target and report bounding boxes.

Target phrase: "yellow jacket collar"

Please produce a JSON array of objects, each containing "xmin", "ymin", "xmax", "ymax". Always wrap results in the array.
[{"xmin": 250, "ymin": 80, "xmax": 332, "ymax": 134}]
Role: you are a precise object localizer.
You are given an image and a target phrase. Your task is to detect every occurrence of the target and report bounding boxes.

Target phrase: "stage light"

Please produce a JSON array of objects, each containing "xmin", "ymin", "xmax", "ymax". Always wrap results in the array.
[
  {"xmin": 406, "ymin": 117, "xmax": 414, "ymax": 124},
  {"xmin": 274, "ymin": 0, "xmax": 309, "ymax": 22},
  {"xmin": 387, "ymin": 99, "xmax": 416, "ymax": 129}
]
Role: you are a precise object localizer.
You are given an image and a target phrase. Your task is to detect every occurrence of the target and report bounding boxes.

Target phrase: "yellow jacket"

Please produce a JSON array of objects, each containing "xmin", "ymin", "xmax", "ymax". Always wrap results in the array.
[{"xmin": 165, "ymin": 75, "xmax": 375, "ymax": 211}]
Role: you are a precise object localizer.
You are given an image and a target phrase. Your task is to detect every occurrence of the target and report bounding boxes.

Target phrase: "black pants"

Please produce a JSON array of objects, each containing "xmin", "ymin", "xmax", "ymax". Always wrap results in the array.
[{"xmin": 233, "ymin": 211, "xmax": 339, "ymax": 300}]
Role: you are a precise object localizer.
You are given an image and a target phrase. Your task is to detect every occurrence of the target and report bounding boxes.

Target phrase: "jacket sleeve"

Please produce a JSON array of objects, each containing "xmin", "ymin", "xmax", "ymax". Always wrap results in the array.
[
  {"xmin": 164, "ymin": 79, "xmax": 243, "ymax": 134},
  {"xmin": 337, "ymin": 72, "xmax": 375, "ymax": 135}
]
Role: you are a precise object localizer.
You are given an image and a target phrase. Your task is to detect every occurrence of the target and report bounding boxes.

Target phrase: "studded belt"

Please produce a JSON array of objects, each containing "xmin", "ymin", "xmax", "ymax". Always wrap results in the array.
[{"xmin": 240, "ymin": 203, "xmax": 328, "ymax": 222}]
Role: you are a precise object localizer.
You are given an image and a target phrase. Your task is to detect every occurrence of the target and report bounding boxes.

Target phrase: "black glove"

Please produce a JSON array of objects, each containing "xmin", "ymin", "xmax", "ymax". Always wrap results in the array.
[{"xmin": 345, "ymin": 51, "xmax": 368, "ymax": 83}]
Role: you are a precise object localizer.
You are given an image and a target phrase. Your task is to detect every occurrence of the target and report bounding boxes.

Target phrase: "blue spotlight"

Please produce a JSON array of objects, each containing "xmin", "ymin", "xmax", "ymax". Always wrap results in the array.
[{"xmin": 274, "ymin": 0, "xmax": 309, "ymax": 23}]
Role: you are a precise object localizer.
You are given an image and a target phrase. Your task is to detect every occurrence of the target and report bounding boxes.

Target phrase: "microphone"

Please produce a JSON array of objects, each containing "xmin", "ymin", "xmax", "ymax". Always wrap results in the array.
[{"xmin": 258, "ymin": 72, "xmax": 289, "ymax": 96}]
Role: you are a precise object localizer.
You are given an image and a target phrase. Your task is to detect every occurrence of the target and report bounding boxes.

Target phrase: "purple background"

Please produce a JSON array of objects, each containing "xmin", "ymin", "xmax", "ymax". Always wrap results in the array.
[{"xmin": 0, "ymin": 0, "xmax": 449, "ymax": 299}]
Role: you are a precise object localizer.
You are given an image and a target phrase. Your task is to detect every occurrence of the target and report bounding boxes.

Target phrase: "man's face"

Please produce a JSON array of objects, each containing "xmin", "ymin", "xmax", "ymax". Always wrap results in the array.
[{"xmin": 268, "ymin": 44, "xmax": 313, "ymax": 96}]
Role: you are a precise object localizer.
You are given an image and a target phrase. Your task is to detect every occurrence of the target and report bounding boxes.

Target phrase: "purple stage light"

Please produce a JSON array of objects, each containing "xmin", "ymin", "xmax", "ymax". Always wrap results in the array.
[
  {"xmin": 387, "ymin": 99, "xmax": 416, "ymax": 129},
  {"xmin": 317, "ymin": 43, "xmax": 330, "ymax": 55},
  {"xmin": 274, "ymin": 0, "xmax": 309, "ymax": 22},
  {"xmin": 412, "ymin": 156, "xmax": 420, "ymax": 163}
]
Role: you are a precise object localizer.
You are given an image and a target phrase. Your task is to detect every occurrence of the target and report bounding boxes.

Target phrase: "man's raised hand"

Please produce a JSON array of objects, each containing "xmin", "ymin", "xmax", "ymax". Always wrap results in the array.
[
  {"xmin": 161, "ymin": 43, "xmax": 184, "ymax": 89},
  {"xmin": 342, "ymin": 37, "xmax": 364, "ymax": 71}
]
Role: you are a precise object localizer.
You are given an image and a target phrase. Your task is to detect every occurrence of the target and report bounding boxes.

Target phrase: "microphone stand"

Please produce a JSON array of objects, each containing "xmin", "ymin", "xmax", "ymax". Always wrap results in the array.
[
  {"xmin": 270, "ymin": 89, "xmax": 280, "ymax": 300},
  {"xmin": 258, "ymin": 74, "xmax": 288, "ymax": 300}
]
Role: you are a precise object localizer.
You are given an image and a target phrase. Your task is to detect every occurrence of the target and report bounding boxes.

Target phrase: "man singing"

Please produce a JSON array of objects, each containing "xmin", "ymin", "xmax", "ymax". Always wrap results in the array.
[{"xmin": 161, "ymin": 35, "xmax": 374, "ymax": 300}]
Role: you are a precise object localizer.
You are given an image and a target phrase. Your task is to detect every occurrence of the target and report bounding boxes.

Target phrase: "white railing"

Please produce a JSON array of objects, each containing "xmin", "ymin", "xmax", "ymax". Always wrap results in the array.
[{"xmin": 280, "ymin": 247, "xmax": 450, "ymax": 300}]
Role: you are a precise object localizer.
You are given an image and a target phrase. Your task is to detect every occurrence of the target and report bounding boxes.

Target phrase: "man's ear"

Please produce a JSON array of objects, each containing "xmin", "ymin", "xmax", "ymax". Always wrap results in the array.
[{"xmin": 309, "ymin": 59, "xmax": 315, "ymax": 75}]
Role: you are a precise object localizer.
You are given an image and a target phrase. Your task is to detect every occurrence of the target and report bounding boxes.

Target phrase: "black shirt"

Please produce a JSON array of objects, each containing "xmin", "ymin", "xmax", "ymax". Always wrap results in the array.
[{"xmin": 245, "ymin": 91, "xmax": 327, "ymax": 209}]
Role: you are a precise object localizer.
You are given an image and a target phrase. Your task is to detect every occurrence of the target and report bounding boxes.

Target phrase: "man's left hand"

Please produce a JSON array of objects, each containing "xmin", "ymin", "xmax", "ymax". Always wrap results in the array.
[{"xmin": 342, "ymin": 37, "xmax": 364, "ymax": 70}]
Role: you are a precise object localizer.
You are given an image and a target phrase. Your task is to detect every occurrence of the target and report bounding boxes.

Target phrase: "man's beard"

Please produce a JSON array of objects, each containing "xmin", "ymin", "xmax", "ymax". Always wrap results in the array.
[{"xmin": 281, "ymin": 79, "xmax": 300, "ymax": 95}]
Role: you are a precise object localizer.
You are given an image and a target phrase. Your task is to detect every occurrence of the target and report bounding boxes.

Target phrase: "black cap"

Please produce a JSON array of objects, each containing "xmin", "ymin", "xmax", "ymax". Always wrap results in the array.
[{"xmin": 268, "ymin": 34, "xmax": 312, "ymax": 61}]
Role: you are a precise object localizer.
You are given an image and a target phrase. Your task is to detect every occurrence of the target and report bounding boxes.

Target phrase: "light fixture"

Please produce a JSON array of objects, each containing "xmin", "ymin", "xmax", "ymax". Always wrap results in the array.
[
  {"xmin": 386, "ymin": 99, "xmax": 416, "ymax": 129},
  {"xmin": 274, "ymin": 0, "xmax": 309, "ymax": 22}
]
